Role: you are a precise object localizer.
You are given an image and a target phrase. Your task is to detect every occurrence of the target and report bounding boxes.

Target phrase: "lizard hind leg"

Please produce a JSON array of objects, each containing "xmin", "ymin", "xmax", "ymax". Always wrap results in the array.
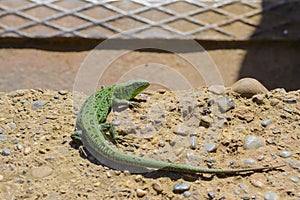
[
  {"xmin": 71, "ymin": 130, "xmax": 83, "ymax": 145},
  {"xmin": 70, "ymin": 130, "xmax": 88, "ymax": 157}
]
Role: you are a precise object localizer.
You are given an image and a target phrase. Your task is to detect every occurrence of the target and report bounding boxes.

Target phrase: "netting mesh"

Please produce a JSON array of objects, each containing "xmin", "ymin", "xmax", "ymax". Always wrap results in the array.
[{"xmin": 0, "ymin": 0, "xmax": 299, "ymax": 40}]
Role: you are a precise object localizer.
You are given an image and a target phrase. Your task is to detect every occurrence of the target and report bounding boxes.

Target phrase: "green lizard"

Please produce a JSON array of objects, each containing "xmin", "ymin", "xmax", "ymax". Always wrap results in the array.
[{"xmin": 71, "ymin": 78, "xmax": 284, "ymax": 174}]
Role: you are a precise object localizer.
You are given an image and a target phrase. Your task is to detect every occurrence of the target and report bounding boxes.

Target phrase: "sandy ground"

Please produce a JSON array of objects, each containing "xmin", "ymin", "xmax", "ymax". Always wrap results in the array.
[{"xmin": 0, "ymin": 83, "xmax": 299, "ymax": 199}]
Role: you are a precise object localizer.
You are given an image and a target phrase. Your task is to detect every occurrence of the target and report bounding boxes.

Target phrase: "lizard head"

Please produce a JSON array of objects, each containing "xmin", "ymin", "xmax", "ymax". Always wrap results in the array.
[{"xmin": 117, "ymin": 78, "xmax": 150, "ymax": 99}]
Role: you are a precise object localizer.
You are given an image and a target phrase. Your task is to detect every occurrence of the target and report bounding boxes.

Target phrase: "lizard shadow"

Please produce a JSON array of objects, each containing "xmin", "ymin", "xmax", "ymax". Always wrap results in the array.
[{"xmin": 70, "ymin": 141, "xmax": 280, "ymax": 181}]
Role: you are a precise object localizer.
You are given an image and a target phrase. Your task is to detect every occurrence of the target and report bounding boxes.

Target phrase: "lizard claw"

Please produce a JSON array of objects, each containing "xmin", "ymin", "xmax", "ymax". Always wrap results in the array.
[{"xmin": 129, "ymin": 101, "xmax": 141, "ymax": 108}]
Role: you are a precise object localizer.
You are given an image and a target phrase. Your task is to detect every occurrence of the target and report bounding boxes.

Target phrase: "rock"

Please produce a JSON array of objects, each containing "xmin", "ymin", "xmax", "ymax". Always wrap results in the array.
[
  {"xmin": 24, "ymin": 147, "xmax": 31, "ymax": 155},
  {"xmin": 235, "ymin": 107, "xmax": 254, "ymax": 122},
  {"xmin": 190, "ymin": 136, "xmax": 197, "ymax": 149},
  {"xmin": 243, "ymin": 158, "xmax": 256, "ymax": 165},
  {"xmin": 232, "ymin": 78, "xmax": 268, "ymax": 98},
  {"xmin": 136, "ymin": 188, "xmax": 147, "ymax": 197},
  {"xmin": 58, "ymin": 90, "xmax": 68, "ymax": 95},
  {"xmin": 173, "ymin": 125, "xmax": 189, "ymax": 136},
  {"xmin": 291, "ymin": 177, "xmax": 299, "ymax": 183},
  {"xmin": 2, "ymin": 149, "xmax": 10, "ymax": 156},
  {"xmin": 208, "ymin": 192, "xmax": 215, "ymax": 199},
  {"xmin": 252, "ymin": 94, "xmax": 265, "ymax": 105},
  {"xmin": 251, "ymin": 180, "xmax": 264, "ymax": 188},
  {"xmin": 17, "ymin": 144, "xmax": 23, "ymax": 150},
  {"xmin": 8, "ymin": 122, "xmax": 16, "ymax": 129},
  {"xmin": 31, "ymin": 166, "xmax": 53, "ymax": 178},
  {"xmin": 239, "ymin": 183, "xmax": 248, "ymax": 193},
  {"xmin": 173, "ymin": 182, "xmax": 190, "ymax": 194},
  {"xmin": 200, "ymin": 116, "xmax": 213, "ymax": 128},
  {"xmin": 183, "ymin": 191, "xmax": 191, "ymax": 197},
  {"xmin": 270, "ymin": 98, "xmax": 280, "ymax": 106},
  {"xmin": 264, "ymin": 193, "xmax": 278, "ymax": 200},
  {"xmin": 208, "ymin": 85, "xmax": 225, "ymax": 95},
  {"xmin": 31, "ymin": 101, "xmax": 47, "ymax": 110},
  {"xmin": 93, "ymin": 182, "xmax": 100, "ymax": 187},
  {"xmin": 244, "ymin": 135, "xmax": 264, "ymax": 150},
  {"xmin": 262, "ymin": 119, "xmax": 272, "ymax": 127},
  {"xmin": 152, "ymin": 182, "xmax": 163, "ymax": 193},
  {"xmin": 0, "ymin": 129, "xmax": 4, "ymax": 134},
  {"xmin": 205, "ymin": 143, "xmax": 217, "ymax": 152},
  {"xmin": 0, "ymin": 135, "xmax": 7, "ymax": 142},
  {"xmin": 217, "ymin": 96, "xmax": 235, "ymax": 113},
  {"xmin": 283, "ymin": 97, "xmax": 297, "ymax": 104},
  {"xmin": 279, "ymin": 151, "xmax": 292, "ymax": 158}
]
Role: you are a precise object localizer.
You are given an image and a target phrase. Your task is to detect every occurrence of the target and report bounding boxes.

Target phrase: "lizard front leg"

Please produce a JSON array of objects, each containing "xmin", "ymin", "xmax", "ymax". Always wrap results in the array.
[
  {"xmin": 99, "ymin": 122, "xmax": 123, "ymax": 143},
  {"xmin": 113, "ymin": 98, "xmax": 140, "ymax": 107}
]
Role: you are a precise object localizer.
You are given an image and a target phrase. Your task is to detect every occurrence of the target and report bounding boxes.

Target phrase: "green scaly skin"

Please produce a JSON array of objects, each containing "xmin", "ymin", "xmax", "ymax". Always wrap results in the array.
[{"xmin": 71, "ymin": 78, "xmax": 284, "ymax": 174}]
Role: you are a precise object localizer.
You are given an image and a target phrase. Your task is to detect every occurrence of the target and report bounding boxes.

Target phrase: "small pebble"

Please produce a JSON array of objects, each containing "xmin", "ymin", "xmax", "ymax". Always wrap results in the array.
[
  {"xmin": 257, "ymin": 155, "xmax": 264, "ymax": 161},
  {"xmin": 208, "ymin": 192, "xmax": 215, "ymax": 199},
  {"xmin": 0, "ymin": 129, "xmax": 4, "ymax": 134},
  {"xmin": 139, "ymin": 115, "xmax": 147, "ymax": 120},
  {"xmin": 136, "ymin": 188, "xmax": 147, "ymax": 197},
  {"xmin": 217, "ymin": 96, "xmax": 235, "ymax": 113},
  {"xmin": 39, "ymin": 148, "xmax": 46, "ymax": 154},
  {"xmin": 58, "ymin": 90, "xmax": 68, "ymax": 95},
  {"xmin": 53, "ymin": 94, "xmax": 59, "ymax": 99},
  {"xmin": 134, "ymin": 175, "xmax": 143, "ymax": 182},
  {"xmin": 45, "ymin": 156, "xmax": 55, "ymax": 162},
  {"xmin": 244, "ymin": 135, "xmax": 264, "ymax": 150},
  {"xmin": 173, "ymin": 182, "xmax": 190, "ymax": 194},
  {"xmin": 261, "ymin": 119, "xmax": 272, "ymax": 127},
  {"xmin": 252, "ymin": 94, "xmax": 264, "ymax": 104},
  {"xmin": 168, "ymin": 105, "xmax": 176, "ymax": 112},
  {"xmin": 270, "ymin": 98, "xmax": 280, "ymax": 106},
  {"xmin": 0, "ymin": 175, "xmax": 3, "ymax": 181},
  {"xmin": 31, "ymin": 101, "xmax": 47, "ymax": 110},
  {"xmin": 233, "ymin": 189, "xmax": 240, "ymax": 195},
  {"xmin": 200, "ymin": 116, "xmax": 213, "ymax": 128},
  {"xmin": 93, "ymin": 182, "xmax": 100, "ymax": 187},
  {"xmin": 17, "ymin": 144, "xmax": 23, "ymax": 150},
  {"xmin": 24, "ymin": 147, "xmax": 31, "ymax": 155},
  {"xmin": 11, "ymin": 138, "xmax": 20, "ymax": 144},
  {"xmin": 158, "ymin": 141, "xmax": 165, "ymax": 147},
  {"xmin": 238, "ymin": 183, "xmax": 248, "ymax": 193},
  {"xmin": 283, "ymin": 97, "xmax": 297, "ymax": 104},
  {"xmin": 2, "ymin": 149, "xmax": 10, "ymax": 156},
  {"xmin": 264, "ymin": 193, "xmax": 278, "ymax": 200},
  {"xmin": 243, "ymin": 158, "xmax": 256, "ymax": 165},
  {"xmin": 207, "ymin": 98, "xmax": 215, "ymax": 106},
  {"xmin": 183, "ymin": 191, "xmax": 191, "ymax": 197},
  {"xmin": 251, "ymin": 180, "xmax": 264, "ymax": 188},
  {"xmin": 279, "ymin": 151, "xmax": 292, "ymax": 158},
  {"xmin": 152, "ymin": 182, "xmax": 163, "ymax": 193},
  {"xmin": 272, "ymin": 130, "xmax": 281, "ymax": 134},
  {"xmin": 9, "ymin": 122, "xmax": 17, "ymax": 129},
  {"xmin": 61, "ymin": 139, "xmax": 67, "ymax": 144},
  {"xmin": 241, "ymin": 194, "xmax": 250, "ymax": 200},
  {"xmin": 283, "ymin": 107, "xmax": 293, "ymax": 114},
  {"xmin": 290, "ymin": 177, "xmax": 299, "ymax": 183},
  {"xmin": 106, "ymin": 171, "xmax": 111, "ymax": 178},
  {"xmin": 208, "ymin": 85, "xmax": 225, "ymax": 95},
  {"xmin": 173, "ymin": 125, "xmax": 189, "ymax": 136},
  {"xmin": 205, "ymin": 143, "xmax": 217, "ymax": 152},
  {"xmin": 190, "ymin": 136, "xmax": 197, "ymax": 150},
  {"xmin": 228, "ymin": 160, "xmax": 235, "ymax": 166},
  {"xmin": 0, "ymin": 135, "xmax": 7, "ymax": 142}
]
